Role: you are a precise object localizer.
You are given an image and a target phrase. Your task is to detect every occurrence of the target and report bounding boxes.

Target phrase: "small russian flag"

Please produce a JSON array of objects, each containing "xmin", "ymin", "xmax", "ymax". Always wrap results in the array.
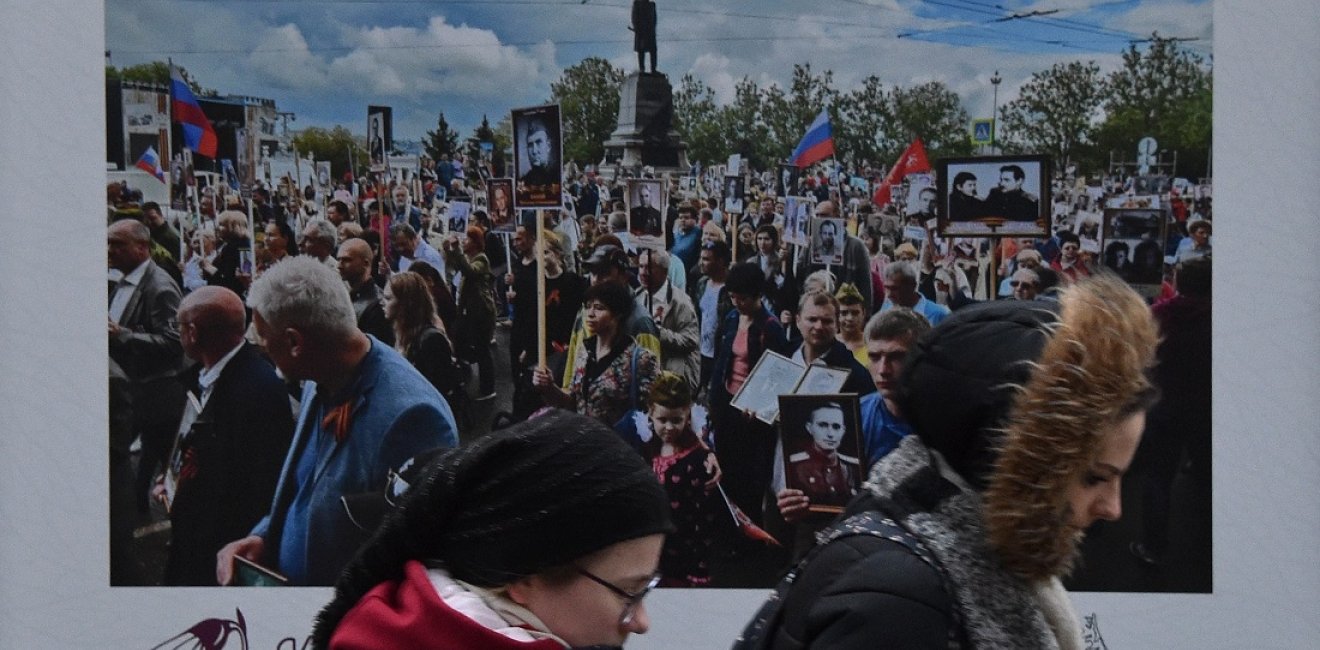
[
  {"xmin": 788, "ymin": 109, "xmax": 835, "ymax": 169},
  {"xmin": 135, "ymin": 146, "xmax": 167, "ymax": 183}
]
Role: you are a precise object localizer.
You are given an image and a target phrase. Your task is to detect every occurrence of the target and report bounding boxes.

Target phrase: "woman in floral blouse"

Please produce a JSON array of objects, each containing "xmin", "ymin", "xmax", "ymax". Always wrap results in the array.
[{"xmin": 533, "ymin": 280, "xmax": 657, "ymax": 428}]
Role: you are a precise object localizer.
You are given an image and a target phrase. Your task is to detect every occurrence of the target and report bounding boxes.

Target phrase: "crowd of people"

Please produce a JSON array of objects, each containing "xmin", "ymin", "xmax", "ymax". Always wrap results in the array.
[{"xmin": 107, "ymin": 151, "xmax": 1211, "ymax": 646}]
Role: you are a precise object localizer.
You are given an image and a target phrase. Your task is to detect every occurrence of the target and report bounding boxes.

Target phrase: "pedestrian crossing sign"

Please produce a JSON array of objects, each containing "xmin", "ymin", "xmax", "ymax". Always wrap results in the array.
[{"xmin": 971, "ymin": 119, "xmax": 994, "ymax": 144}]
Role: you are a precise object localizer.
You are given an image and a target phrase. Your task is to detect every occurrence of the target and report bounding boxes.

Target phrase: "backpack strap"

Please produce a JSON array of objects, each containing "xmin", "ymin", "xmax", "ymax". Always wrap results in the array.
[{"xmin": 734, "ymin": 511, "xmax": 964, "ymax": 650}]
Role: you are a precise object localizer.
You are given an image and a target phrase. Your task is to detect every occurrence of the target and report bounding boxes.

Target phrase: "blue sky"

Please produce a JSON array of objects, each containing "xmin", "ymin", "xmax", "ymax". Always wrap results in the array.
[{"xmin": 106, "ymin": 0, "xmax": 1212, "ymax": 142}]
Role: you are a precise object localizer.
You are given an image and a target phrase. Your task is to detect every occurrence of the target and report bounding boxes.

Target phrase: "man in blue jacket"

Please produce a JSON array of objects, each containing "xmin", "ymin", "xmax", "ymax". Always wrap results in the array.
[{"xmin": 215, "ymin": 257, "xmax": 457, "ymax": 586}]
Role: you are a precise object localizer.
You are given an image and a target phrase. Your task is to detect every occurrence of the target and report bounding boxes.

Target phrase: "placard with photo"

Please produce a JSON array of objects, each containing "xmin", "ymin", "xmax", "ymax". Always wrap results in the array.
[
  {"xmin": 777, "ymin": 165, "xmax": 800, "ymax": 197},
  {"xmin": 809, "ymin": 217, "xmax": 846, "ymax": 266},
  {"xmin": 723, "ymin": 175, "xmax": 745, "ymax": 214},
  {"xmin": 627, "ymin": 178, "xmax": 666, "ymax": 250},
  {"xmin": 1101, "ymin": 208, "xmax": 1166, "ymax": 289},
  {"xmin": 487, "ymin": 179, "xmax": 516, "ymax": 233},
  {"xmin": 778, "ymin": 393, "xmax": 863, "ymax": 514},
  {"xmin": 782, "ymin": 196, "xmax": 813, "ymax": 246},
  {"xmin": 447, "ymin": 200, "xmax": 472, "ymax": 235},
  {"xmin": 937, "ymin": 155, "xmax": 1051, "ymax": 237},
  {"xmin": 511, "ymin": 104, "xmax": 562, "ymax": 209}
]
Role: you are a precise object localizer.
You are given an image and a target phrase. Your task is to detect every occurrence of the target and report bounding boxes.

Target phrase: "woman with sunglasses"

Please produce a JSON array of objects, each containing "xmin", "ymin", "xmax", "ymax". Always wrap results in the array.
[{"xmin": 312, "ymin": 409, "xmax": 672, "ymax": 650}]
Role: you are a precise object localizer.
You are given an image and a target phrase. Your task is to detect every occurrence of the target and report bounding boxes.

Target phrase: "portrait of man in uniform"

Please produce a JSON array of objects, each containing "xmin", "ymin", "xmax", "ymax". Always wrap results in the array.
[
  {"xmin": 512, "ymin": 104, "xmax": 563, "ymax": 208},
  {"xmin": 779, "ymin": 394, "xmax": 863, "ymax": 513}
]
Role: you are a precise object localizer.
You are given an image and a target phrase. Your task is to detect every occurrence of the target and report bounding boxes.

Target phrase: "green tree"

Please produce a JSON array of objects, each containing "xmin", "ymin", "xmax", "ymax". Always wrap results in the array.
[
  {"xmin": 1096, "ymin": 34, "xmax": 1213, "ymax": 177},
  {"xmin": 720, "ymin": 77, "xmax": 771, "ymax": 169},
  {"xmin": 550, "ymin": 56, "xmax": 624, "ymax": 165},
  {"xmin": 106, "ymin": 61, "xmax": 213, "ymax": 95},
  {"xmin": 291, "ymin": 126, "xmax": 365, "ymax": 181},
  {"xmin": 886, "ymin": 81, "xmax": 972, "ymax": 162},
  {"xmin": 672, "ymin": 74, "xmax": 724, "ymax": 166},
  {"xmin": 760, "ymin": 64, "xmax": 840, "ymax": 164},
  {"xmin": 998, "ymin": 61, "xmax": 1107, "ymax": 170},
  {"xmin": 463, "ymin": 114, "xmax": 510, "ymax": 178},
  {"xmin": 837, "ymin": 75, "xmax": 891, "ymax": 167},
  {"xmin": 424, "ymin": 112, "xmax": 460, "ymax": 161}
]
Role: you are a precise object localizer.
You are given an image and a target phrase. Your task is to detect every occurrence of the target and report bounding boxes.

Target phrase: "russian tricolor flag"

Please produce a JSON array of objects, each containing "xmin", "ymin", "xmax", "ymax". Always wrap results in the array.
[
  {"xmin": 134, "ymin": 146, "xmax": 167, "ymax": 183},
  {"xmin": 788, "ymin": 109, "xmax": 835, "ymax": 168},
  {"xmin": 170, "ymin": 66, "xmax": 218, "ymax": 159}
]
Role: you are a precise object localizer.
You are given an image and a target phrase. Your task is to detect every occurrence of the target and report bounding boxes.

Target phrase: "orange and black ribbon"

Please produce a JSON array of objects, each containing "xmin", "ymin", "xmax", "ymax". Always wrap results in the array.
[{"xmin": 321, "ymin": 400, "xmax": 355, "ymax": 443}]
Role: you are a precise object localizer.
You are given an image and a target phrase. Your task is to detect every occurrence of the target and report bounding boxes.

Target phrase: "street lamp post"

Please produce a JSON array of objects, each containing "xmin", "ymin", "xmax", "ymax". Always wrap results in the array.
[{"xmin": 990, "ymin": 70, "xmax": 1002, "ymax": 155}]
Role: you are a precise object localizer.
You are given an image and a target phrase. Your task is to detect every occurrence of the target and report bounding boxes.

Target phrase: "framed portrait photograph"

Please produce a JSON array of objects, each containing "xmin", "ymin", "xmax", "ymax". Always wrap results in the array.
[
  {"xmin": 904, "ymin": 173, "xmax": 936, "ymax": 217},
  {"xmin": 1101, "ymin": 208, "xmax": 1167, "ymax": 290},
  {"xmin": 446, "ymin": 200, "xmax": 472, "ymax": 235},
  {"xmin": 778, "ymin": 394, "xmax": 863, "ymax": 514},
  {"xmin": 626, "ymin": 178, "xmax": 666, "ymax": 250},
  {"xmin": 486, "ymin": 178, "xmax": 515, "ymax": 233},
  {"xmin": 366, "ymin": 105, "xmax": 391, "ymax": 173},
  {"xmin": 937, "ymin": 154, "xmax": 1051, "ymax": 237},
  {"xmin": 723, "ymin": 175, "xmax": 745, "ymax": 214},
  {"xmin": 777, "ymin": 165, "xmax": 800, "ymax": 197},
  {"xmin": 809, "ymin": 217, "xmax": 846, "ymax": 266},
  {"xmin": 782, "ymin": 196, "xmax": 812, "ymax": 246},
  {"xmin": 511, "ymin": 103, "xmax": 562, "ymax": 209}
]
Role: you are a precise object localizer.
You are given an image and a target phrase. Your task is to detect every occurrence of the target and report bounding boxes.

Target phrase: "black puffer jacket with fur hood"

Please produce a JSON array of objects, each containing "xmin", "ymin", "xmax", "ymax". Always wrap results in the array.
[{"xmin": 761, "ymin": 277, "xmax": 1157, "ymax": 650}]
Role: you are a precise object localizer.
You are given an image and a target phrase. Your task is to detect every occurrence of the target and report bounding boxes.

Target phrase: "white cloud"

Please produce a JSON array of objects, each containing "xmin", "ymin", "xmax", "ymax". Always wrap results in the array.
[
  {"xmin": 245, "ymin": 24, "xmax": 328, "ymax": 91},
  {"xmin": 1112, "ymin": 0, "xmax": 1213, "ymax": 43}
]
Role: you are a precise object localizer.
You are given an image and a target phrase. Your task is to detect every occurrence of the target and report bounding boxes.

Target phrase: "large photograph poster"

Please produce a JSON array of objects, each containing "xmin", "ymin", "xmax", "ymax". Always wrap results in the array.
[
  {"xmin": 11, "ymin": 2, "xmax": 1320, "ymax": 650},
  {"xmin": 511, "ymin": 104, "xmax": 563, "ymax": 209}
]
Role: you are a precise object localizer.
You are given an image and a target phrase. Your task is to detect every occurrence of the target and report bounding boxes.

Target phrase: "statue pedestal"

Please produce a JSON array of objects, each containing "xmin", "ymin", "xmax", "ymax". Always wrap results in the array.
[{"xmin": 602, "ymin": 72, "xmax": 688, "ymax": 171}]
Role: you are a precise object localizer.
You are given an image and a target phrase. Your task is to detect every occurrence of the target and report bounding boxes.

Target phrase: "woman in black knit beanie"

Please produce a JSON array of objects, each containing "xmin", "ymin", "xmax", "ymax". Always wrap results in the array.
[{"xmin": 312, "ymin": 409, "xmax": 673, "ymax": 650}]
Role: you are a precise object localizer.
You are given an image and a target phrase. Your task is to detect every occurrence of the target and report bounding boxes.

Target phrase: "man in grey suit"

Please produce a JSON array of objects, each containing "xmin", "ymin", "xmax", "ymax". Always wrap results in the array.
[{"xmin": 108, "ymin": 219, "xmax": 186, "ymax": 512}]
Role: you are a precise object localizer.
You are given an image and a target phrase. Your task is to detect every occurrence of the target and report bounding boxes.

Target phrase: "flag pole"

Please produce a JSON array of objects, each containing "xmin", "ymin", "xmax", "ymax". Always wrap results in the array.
[{"xmin": 536, "ymin": 209, "xmax": 547, "ymax": 371}]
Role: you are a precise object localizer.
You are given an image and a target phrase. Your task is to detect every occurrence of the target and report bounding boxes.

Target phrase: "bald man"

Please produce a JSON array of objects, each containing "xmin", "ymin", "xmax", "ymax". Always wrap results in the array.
[
  {"xmin": 337, "ymin": 238, "xmax": 394, "ymax": 345},
  {"xmin": 154, "ymin": 286, "xmax": 294, "ymax": 585}
]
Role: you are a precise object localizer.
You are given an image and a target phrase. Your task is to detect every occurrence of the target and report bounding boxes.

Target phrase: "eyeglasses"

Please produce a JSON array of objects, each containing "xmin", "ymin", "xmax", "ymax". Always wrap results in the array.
[
  {"xmin": 1009, "ymin": 281, "xmax": 1037, "ymax": 288},
  {"xmin": 575, "ymin": 568, "xmax": 661, "ymax": 626}
]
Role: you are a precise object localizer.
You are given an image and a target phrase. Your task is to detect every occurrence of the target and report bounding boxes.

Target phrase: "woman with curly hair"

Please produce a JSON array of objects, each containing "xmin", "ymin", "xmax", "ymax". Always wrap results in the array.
[{"xmin": 740, "ymin": 276, "xmax": 1159, "ymax": 649}]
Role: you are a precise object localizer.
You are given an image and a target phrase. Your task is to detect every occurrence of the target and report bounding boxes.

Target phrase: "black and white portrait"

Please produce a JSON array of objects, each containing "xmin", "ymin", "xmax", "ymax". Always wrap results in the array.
[
  {"xmin": 810, "ymin": 217, "xmax": 846, "ymax": 266},
  {"xmin": 778, "ymin": 394, "xmax": 863, "ymax": 513},
  {"xmin": 512, "ymin": 104, "xmax": 562, "ymax": 209},
  {"xmin": 1102, "ymin": 208, "xmax": 1166, "ymax": 287},
  {"xmin": 627, "ymin": 178, "xmax": 665, "ymax": 250},
  {"xmin": 937, "ymin": 155, "xmax": 1050, "ymax": 237},
  {"xmin": 723, "ymin": 175, "xmax": 745, "ymax": 214}
]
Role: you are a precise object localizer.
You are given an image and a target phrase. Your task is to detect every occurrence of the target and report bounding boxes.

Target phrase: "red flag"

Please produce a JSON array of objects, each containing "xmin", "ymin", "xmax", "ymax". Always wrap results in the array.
[
  {"xmin": 716, "ymin": 484, "xmax": 782, "ymax": 547},
  {"xmin": 872, "ymin": 138, "xmax": 932, "ymax": 208}
]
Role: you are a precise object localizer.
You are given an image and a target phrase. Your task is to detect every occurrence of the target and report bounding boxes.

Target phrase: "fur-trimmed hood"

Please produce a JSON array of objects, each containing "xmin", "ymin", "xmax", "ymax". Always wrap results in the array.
[{"xmin": 894, "ymin": 275, "xmax": 1157, "ymax": 581}]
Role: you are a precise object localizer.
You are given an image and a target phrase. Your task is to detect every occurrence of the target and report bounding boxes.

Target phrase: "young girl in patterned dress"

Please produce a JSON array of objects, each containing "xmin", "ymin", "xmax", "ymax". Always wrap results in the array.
[{"xmin": 642, "ymin": 372, "xmax": 725, "ymax": 587}]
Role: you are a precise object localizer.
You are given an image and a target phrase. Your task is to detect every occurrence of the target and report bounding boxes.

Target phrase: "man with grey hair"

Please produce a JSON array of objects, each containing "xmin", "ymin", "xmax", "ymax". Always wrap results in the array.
[
  {"xmin": 388, "ymin": 222, "xmax": 446, "ymax": 275},
  {"xmin": 299, "ymin": 219, "xmax": 339, "ymax": 269},
  {"xmin": 389, "ymin": 186, "xmax": 423, "ymax": 231},
  {"xmin": 637, "ymin": 248, "xmax": 700, "ymax": 391},
  {"xmin": 108, "ymin": 218, "xmax": 186, "ymax": 516},
  {"xmin": 1011, "ymin": 267, "xmax": 1042, "ymax": 301},
  {"xmin": 215, "ymin": 257, "xmax": 457, "ymax": 586},
  {"xmin": 879, "ymin": 260, "xmax": 949, "ymax": 326}
]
